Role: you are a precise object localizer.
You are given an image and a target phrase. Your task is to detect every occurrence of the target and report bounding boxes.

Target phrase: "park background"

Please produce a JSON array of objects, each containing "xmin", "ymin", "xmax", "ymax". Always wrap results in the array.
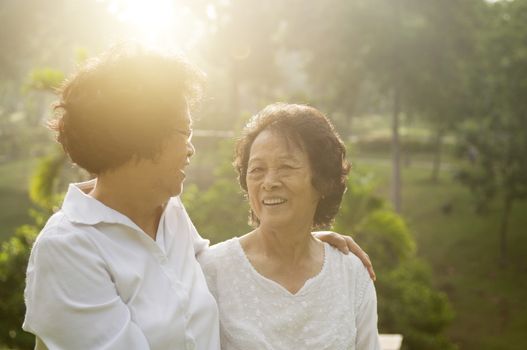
[{"xmin": 1, "ymin": 0, "xmax": 526, "ymax": 349}]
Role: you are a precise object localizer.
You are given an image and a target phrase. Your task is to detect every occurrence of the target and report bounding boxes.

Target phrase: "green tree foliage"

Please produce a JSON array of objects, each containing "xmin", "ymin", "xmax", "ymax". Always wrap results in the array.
[
  {"xmin": 182, "ymin": 140, "xmax": 251, "ymax": 243},
  {"xmin": 356, "ymin": 210, "xmax": 416, "ymax": 269},
  {"xmin": 191, "ymin": 0, "xmax": 285, "ymax": 129},
  {"xmin": 379, "ymin": 260, "xmax": 455, "ymax": 350},
  {"xmin": 284, "ymin": 0, "xmax": 482, "ymax": 207},
  {"xmin": 0, "ymin": 225, "xmax": 39, "ymax": 349},
  {"xmin": 334, "ymin": 170, "xmax": 455, "ymax": 350},
  {"xmin": 29, "ymin": 149, "xmax": 67, "ymax": 210},
  {"xmin": 0, "ymin": 152, "xmax": 80, "ymax": 349},
  {"xmin": 25, "ymin": 68, "xmax": 65, "ymax": 92},
  {"xmin": 456, "ymin": 0, "xmax": 527, "ymax": 265}
]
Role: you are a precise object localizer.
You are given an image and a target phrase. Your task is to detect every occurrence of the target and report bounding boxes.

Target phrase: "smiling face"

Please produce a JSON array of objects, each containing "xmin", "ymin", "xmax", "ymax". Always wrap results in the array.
[
  {"xmin": 138, "ymin": 109, "xmax": 195, "ymax": 199},
  {"xmin": 246, "ymin": 129, "xmax": 321, "ymax": 231}
]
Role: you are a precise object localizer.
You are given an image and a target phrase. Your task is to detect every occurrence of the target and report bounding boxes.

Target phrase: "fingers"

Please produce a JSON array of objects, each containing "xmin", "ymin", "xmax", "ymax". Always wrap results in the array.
[
  {"xmin": 336, "ymin": 232, "xmax": 350, "ymax": 254},
  {"xmin": 313, "ymin": 231, "xmax": 350, "ymax": 254},
  {"xmin": 346, "ymin": 236, "xmax": 376, "ymax": 281},
  {"xmin": 332, "ymin": 232, "xmax": 350, "ymax": 254}
]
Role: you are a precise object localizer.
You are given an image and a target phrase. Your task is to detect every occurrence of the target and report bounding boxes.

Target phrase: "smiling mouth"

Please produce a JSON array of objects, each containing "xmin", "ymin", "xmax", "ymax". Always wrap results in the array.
[{"xmin": 262, "ymin": 198, "xmax": 287, "ymax": 206}]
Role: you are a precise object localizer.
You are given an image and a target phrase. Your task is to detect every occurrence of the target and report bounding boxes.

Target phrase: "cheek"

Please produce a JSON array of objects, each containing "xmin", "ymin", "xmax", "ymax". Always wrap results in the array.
[
  {"xmin": 299, "ymin": 180, "xmax": 321, "ymax": 203},
  {"xmin": 246, "ymin": 181, "xmax": 260, "ymax": 208}
]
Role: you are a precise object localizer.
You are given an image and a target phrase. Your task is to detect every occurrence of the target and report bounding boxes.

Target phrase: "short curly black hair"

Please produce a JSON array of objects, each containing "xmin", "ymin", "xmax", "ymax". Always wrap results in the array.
[
  {"xmin": 49, "ymin": 43, "xmax": 204, "ymax": 174},
  {"xmin": 234, "ymin": 103, "xmax": 351, "ymax": 228}
]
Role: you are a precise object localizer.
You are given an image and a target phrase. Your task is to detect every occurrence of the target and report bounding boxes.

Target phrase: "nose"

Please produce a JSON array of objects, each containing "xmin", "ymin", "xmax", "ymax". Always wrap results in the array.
[{"xmin": 262, "ymin": 169, "xmax": 280, "ymax": 191}]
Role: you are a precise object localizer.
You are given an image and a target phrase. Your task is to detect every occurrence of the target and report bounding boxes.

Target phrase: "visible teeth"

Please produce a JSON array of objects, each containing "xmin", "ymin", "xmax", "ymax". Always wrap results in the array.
[{"xmin": 262, "ymin": 198, "xmax": 287, "ymax": 205}]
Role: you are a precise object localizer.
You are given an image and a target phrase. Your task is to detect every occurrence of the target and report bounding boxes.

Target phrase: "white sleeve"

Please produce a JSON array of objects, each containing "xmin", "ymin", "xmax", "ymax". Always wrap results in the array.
[
  {"xmin": 190, "ymin": 224, "xmax": 210, "ymax": 258},
  {"xmin": 23, "ymin": 235, "xmax": 151, "ymax": 350},
  {"xmin": 356, "ymin": 280, "xmax": 381, "ymax": 350}
]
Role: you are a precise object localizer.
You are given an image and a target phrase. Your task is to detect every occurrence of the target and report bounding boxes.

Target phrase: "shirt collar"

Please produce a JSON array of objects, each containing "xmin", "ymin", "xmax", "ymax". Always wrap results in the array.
[{"xmin": 61, "ymin": 179, "xmax": 182, "ymax": 228}]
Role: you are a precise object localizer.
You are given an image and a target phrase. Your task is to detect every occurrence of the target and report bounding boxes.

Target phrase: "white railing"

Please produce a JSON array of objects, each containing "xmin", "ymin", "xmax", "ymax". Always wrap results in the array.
[{"xmin": 379, "ymin": 334, "xmax": 403, "ymax": 350}]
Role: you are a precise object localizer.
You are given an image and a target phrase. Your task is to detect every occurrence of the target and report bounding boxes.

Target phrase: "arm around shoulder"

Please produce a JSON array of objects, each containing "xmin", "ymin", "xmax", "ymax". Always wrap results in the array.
[{"xmin": 24, "ymin": 233, "xmax": 150, "ymax": 349}]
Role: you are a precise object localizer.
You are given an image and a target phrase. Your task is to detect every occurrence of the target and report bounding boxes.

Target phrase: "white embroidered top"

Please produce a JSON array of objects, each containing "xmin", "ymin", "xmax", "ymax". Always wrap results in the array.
[{"xmin": 199, "ymin": 237, "xmax": 381, "ymax": 350}]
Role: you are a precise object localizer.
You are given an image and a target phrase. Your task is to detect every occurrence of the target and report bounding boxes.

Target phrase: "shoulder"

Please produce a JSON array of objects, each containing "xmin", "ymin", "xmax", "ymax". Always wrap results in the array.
[
  {"xmin": 165, "ymin": 196, "xmax": 188, "ymax": 223},
  {"xmin": 325, "ymin": 243, "xmax": 373, "ymax": 296},
  {"xmin": 198, "ymin": 237, "xmax": 239, "ymax": 271},
  {"xmin": 29, "ymin": 211, "xmax": 102, "ymax": 271},
  {"xmin": 36, "ymin": 211, "xmax": 93, "ymax": 247},
  {"xmin": 25, "ymin": 212, "xmax": 112, "ymax": 306},
  {"xmin": 168, "ymin": 195, "xmax": 184, "ymax": 209},
  {"xmin": 197, "ymin": 238, "xmax": 240, "ymax": 294},
  {"xmin": 325, "ymin": 243, "xmax": 366, "ymax": 273}
]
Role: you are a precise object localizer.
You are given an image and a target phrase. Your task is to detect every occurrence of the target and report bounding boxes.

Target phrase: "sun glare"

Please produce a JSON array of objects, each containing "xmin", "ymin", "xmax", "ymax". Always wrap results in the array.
[{"xmin": 102, "ymin": 0, "xmax": 206, "ymax": 52}]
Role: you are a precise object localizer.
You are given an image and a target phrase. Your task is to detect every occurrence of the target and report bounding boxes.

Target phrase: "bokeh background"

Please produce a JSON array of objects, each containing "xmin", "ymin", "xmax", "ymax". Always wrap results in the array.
[{"xmin": 1, "ymin": 0, "xmax": 526, "ymax": 349}]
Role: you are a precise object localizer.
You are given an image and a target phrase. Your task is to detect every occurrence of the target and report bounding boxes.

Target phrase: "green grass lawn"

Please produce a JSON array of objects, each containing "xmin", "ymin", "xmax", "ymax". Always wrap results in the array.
[
  {"xmin": 357, "ymin": 155, "xmax": 527, "ymax": 350},
  {"xmin": 0, "ymin": 158, "xmax": 37, "ymax": 241}
]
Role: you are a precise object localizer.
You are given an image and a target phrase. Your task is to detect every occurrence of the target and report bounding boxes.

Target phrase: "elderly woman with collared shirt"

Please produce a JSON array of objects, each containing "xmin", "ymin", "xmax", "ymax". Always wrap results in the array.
[
  {"xmin": 22, "ymin": 46, "xmax": 375, "ymax": 350},
  {"xmin": 22, "ymin": 46, "xmax": 221, "ymax": 350},
  {"xmin": 199, "ymin": 103, "xmax": 381, "ymax": 349}
]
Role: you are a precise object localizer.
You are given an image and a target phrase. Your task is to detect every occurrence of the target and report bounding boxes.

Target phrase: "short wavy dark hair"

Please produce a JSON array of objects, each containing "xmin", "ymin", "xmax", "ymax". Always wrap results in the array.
[
  {"xmin": 49, "ymin": 44, "xmax": 204, "ymax": 174},
  {"xmin": 234, "ymin": 103, "xmax": 351, "ymax": 228}
]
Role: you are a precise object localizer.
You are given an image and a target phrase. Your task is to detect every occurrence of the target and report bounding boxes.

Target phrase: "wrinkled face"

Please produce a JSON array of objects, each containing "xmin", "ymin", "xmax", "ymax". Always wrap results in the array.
[
  {"xmin": 246, "ymin": 129, "xmax": 320, "ymax": 230},
  {"xmin": 141, "ymin": 108, "xmax": 195, "ymax": 198}
]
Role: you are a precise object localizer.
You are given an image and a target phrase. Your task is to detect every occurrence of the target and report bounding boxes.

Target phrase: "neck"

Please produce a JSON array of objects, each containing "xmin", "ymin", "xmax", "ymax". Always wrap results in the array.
[
  {"xmin": 254, "ymin": 223, "xmax": 319, "ymax": 264},
  {"xmin": 89, "ymin": 169, "xmax": 168, "ymax": 239}
]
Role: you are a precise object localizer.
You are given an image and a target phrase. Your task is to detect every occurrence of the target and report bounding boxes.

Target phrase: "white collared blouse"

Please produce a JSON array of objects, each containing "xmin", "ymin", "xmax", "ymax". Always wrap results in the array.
[{"xmin": 23, "ymin": 181, "xmax": 220, "ymax": 350}]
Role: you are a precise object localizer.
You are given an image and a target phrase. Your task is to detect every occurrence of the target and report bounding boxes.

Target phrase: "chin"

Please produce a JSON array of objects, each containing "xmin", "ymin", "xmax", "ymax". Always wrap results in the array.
[
  {"xmin": 259, "ymin": 217, "xmax": 290, "ymax": 229},
  {"xmin": 173, "ymin": 186, "xmax": 183, "ymax": 197},
  {"xmin": 169, "ymin": 182, "xmax": 184, "ymax": 197}
]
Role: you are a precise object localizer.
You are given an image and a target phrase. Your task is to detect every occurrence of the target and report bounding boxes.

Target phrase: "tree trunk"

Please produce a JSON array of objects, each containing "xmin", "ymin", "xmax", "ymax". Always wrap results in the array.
[
  {"xmin": 431, "ymin": 128, "xmax": 444, "ymax": 183},
  {"xmin": 391, "ymin": 87, "xmax": 402, "ymax": 213},
  {"xmin": 499, "ymin": 196, "xmax": 513, "ymax": 267}
]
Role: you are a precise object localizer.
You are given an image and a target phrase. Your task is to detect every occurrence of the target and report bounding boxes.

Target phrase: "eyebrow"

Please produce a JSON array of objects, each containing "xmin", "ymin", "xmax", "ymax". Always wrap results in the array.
[{"xmin": 248, "ymin": 155, "xmax": 301, "ymax": 163}]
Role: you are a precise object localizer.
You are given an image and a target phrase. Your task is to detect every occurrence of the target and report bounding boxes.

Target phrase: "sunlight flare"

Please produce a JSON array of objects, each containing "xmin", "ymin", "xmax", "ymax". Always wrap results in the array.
[{"xmin": 103, "ymin": 0, "xmax": 206, "ymax": 51}]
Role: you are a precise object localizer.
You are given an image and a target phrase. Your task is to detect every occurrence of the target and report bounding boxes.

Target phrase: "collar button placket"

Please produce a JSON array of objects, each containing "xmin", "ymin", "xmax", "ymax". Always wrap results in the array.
[{"xmin": 149, "ymin": 243, "xmax": 167, "ymax": 265}]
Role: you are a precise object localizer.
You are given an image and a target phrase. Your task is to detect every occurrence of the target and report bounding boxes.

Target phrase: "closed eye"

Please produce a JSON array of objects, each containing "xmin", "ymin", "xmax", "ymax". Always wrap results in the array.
[{"xmin": 279, "ymin": 164, "xmax": 299, "ymax": 171}]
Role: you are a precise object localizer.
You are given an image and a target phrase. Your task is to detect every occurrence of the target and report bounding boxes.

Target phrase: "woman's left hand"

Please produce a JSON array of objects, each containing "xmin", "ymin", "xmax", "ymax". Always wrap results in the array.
[{"xmin": 313, "ymin": 231, "xmax": 376, "ymax": 281}]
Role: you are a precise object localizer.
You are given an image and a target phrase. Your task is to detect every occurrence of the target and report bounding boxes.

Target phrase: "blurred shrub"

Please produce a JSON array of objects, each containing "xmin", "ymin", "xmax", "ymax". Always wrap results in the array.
[
  {"xmin": 0, "ymin": 225, "xmax": 38, "ymax": 349},
  {"xmin": 335, "ymin": 170, "xmax": 456, "ymax": 350},
  {"xmin": 29, "ymin": 150, "xmax": 67, "ymax": 210},
  {"xmin": 24, "ymin": 68, "xmax": 64, "ymax": 92},
  {"xmin": 0, "ymin": 152, "xmax": 74, "ymax": 349},
  {"xmin": 376, "ymin": 260, "xmax": 455, "ymax": 350},
  {"xmin": 183, "ymin": 179, "xmax": 250, "ymax": 244},
  {"xmin": 182, "ymin": 141, "xmax": 251, "ymax": 243},
  {"xmin": 355, "ymin": 209, "xmax": 416, "ymax": 268}
]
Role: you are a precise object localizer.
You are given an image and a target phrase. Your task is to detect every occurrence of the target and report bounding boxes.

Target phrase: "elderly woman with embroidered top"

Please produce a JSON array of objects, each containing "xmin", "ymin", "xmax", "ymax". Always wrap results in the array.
[
  {"xmin": 199, "ymin": 103, "xmax": 381, "ymax": 349},
  {"xmin": 22, "ymin": 46, "xmax": 374, "ymax": 350}
]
